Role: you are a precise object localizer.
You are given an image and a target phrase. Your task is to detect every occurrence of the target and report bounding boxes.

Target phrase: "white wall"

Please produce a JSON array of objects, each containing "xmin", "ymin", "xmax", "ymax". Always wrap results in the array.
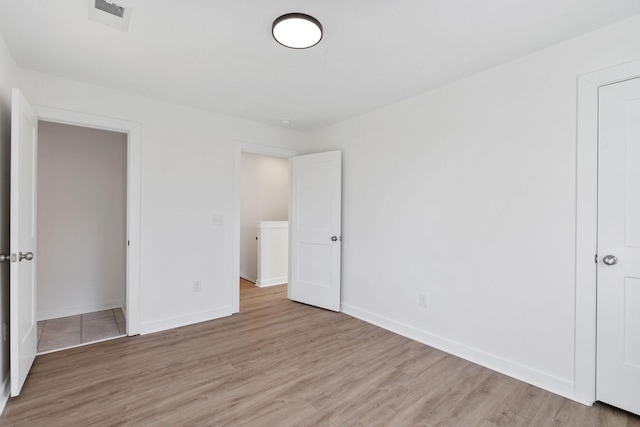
[
  {"xmin": 37, "ymin": 121, "xmax": 126, "ymax": 320},
  {"xmin": 17, "ymin": 69, "xmax": 309, "ymax": 334},
  {"xmin": 0, "ymin": 30, "xmax": 17, "ymax": 411},
  {"xmin": 240, "ymin": 152, "xmax": 289, "ymax": 282},
  {"xmin": 310, "ymin": 15, "xmax": 640, "ymax": 402}
]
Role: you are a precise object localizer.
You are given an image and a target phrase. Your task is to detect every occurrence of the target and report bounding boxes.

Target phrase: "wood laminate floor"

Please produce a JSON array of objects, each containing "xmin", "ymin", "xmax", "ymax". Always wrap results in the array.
[{"xmin": 2, "ymin": 279, "xmax": 639, "ymax": 426}]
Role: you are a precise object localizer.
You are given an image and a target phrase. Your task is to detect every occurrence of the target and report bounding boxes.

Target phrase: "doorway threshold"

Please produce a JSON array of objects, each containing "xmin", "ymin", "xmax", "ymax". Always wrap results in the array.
[
  {"xmin": 37, "ymin": 308, "xmax": 127, "ymax": 354},
  {"xmin": 37, "ymin": 334, "xmax": 127, "ymax": 356}
]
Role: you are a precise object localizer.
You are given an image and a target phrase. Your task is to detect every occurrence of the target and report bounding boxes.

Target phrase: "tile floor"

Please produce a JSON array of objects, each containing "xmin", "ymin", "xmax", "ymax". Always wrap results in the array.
[{"xmin": 36, "ymin": 308, "xmax": 126, "ymax": 354}]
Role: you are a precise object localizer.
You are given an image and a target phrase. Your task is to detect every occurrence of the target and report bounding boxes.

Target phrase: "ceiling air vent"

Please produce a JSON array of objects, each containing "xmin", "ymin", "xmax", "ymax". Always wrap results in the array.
[
  {"xmin": 95, "ymin": 0, "xmax": 125, "ymax": 18},
  {"xmin": 88, "ymin": 0, "xmax": 133, "ymax": 32}
]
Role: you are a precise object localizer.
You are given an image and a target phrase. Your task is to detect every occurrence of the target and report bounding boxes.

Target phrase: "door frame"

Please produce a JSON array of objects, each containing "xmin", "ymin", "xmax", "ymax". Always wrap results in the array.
[
  {"xmin": 35, "ymin": 106, "xmax": 141, "ymax": 335},
  {"xmin": 575, "ymin": 59, "xmax": 640, "ymax": 404},
  {"xmin": 232, "ymin": 141, "xmax": 298, "ymax": 313}
]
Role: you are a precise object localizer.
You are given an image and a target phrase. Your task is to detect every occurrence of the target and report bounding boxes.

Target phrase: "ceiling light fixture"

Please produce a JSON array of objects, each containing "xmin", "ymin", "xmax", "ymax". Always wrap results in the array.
[{"xmin": 272, "ymin": 13, "xmax": 323, "ymax": 49}]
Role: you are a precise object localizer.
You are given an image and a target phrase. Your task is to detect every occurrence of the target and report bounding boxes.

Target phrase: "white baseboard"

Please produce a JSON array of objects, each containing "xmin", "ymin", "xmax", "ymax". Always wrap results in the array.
[
  {"xmin": 37, "ymin": 300, "xmax": 125, "ymax": 321},
  {"xmin": 256, "ymin": 277, "xmax": 287, "ymax": 287},
  {"xmin": 240, "ymin": 273, "xmax": 256, "ymax": 283},
  {"xmin": 0, "ymin": 374, "xmax": 10, "ymax": 416},
  {"xmin": 341, "ymin": 303, "xmax": 584, "ymax": 405},
  {"xmin": 139, "ymin": 306, "xmax": 232, "ymax": 335}
]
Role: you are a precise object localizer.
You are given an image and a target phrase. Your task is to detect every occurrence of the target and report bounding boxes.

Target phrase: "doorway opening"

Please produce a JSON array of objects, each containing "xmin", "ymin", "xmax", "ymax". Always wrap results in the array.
[
  {"xmin": 232, "ymin": 142, "xmax": 298, "ymax": 313},
  {"xmin": 34, "ymin": 105, "xmax": 142, "ymax": 334},
  {"xmin": 35, "ymin": 121, "xmax": 127, "ymax": 353},
  {"xmin": 239, "ymin": 151, "xmax": 290, "ymax": 310}
]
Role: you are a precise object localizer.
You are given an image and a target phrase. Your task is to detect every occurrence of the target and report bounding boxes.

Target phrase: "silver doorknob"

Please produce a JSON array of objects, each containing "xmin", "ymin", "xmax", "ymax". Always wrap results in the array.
[
  {"xmin": 331, "ymin": 236, "xmax": 338, "ymax": 242},
  {"xmin": 602, "ymin": 255, "xmax": 618, "ymax": 266},
  {"xmin": 19, "ymin": 252, "xmax": 33, "ymax": 262},
  {"xmin": 0, "ymin": 253, "xmax": 8, "ymax": 263}
]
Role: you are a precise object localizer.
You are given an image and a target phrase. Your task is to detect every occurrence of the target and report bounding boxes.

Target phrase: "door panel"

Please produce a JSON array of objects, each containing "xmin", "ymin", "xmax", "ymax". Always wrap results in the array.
[
  {"xmin": 10, "ymin": 88, "xmax": 38, "ymax": 397},
  {"xmin": 596, "ymin": 77, "xmax": 640, "ymax": 415},
  {"xmin": 624, "ymin": 278, "xmax": 640, "ymax": 368},
  {"xmin": 289, "ymin": 151, "xmax": 342, "ymax": 312},
  {"xmin": 626, "ymin": 98, "xmax": 640, "ymax": 247}
]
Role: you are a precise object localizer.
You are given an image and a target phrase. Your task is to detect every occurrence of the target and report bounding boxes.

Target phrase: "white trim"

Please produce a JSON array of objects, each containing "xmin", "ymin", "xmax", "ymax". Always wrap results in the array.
[
  {"xmin": 139, "ymin": 306, "xmax": 232, "ymax": 335},
  {"xmin": 575, "ymin": 59, "xmax": 640, "ymax": 404},
  {"xmin": 239, "ymin": 273, "xmax": 257, "ymax": 284},
  {"xmin": 257, "ymin": 221, "xmax": 289, "ymax": 229},
  {"xmin": 36, "ymin": 106, "xmax": 138, "ymax": 133},
  {"xmin": 35, "ymin": 105, "xmax": 142, "ymax": 336},
  {"xmin": 0, "ymin": 376, "xmax": 10, "ymax": 415},
  {"xmin": 342, "ymin": 303, "xmax": 580, "ymax": 403},
  {"xmin": 37, "ymin": 300, "xmax": 124, "ymax": 321},
  {"xmin": 126, "ymin": 125, "xmax": 142, "ymax": 336},
  {"xmin": 256, "ymin": 277, "xmax": 287, "ymax": 287},
  {"xmin": 232, "ymin": 141, "xmax": 299, "ymax": 313}
]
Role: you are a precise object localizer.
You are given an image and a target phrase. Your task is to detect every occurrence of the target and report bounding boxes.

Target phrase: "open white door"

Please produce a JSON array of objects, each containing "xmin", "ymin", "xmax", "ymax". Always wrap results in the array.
[
  {"xmin": 289, "ymin": 150, "xmax": 342, "ymax": 311},
  {"xmin": 10, "ymin": 88, "xmax": 38, "ymax": 397},
  {"xmin": 596, "ymin": 76, "xmax": 640, "ymax": 415}
]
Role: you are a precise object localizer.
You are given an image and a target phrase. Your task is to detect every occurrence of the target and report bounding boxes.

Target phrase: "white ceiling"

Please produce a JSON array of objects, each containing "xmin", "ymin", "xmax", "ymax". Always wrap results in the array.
[{"xmin": 1, "ymin": 0, "xmax": 639, "ymax": 131}]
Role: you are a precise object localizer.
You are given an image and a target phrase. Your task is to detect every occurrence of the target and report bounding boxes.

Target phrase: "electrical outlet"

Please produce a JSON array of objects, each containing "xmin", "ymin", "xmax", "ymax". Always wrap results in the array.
[
  {"xmin": 193, "ymin": 281, "xmax": 202, "ymax": 292},
  {"xmin": 419, "ymin": 293, "xmax": 427, "ymax": 308},
  {"xmin": 212, "ymin": 214, "xmax": 224, "ymax": 226}
]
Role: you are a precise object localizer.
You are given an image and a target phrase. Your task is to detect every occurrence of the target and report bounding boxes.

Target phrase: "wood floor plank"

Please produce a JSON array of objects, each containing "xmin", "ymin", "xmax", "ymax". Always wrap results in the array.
[{"xmin": 2, "ymin": 279, "xmax": 639, "ymax": 426}]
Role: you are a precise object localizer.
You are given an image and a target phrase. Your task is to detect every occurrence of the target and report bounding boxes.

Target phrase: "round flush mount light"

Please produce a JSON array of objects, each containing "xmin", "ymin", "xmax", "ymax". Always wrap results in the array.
[{"xmin": 272, "ymin": 13, "xmax": 323, "ymax": 49}]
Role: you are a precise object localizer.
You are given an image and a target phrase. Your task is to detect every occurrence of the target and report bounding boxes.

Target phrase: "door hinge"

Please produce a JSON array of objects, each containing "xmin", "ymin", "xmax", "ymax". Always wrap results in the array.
[{"xmin": 595, "ymin": 254, "xmax": 598, "ymax": 264}]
